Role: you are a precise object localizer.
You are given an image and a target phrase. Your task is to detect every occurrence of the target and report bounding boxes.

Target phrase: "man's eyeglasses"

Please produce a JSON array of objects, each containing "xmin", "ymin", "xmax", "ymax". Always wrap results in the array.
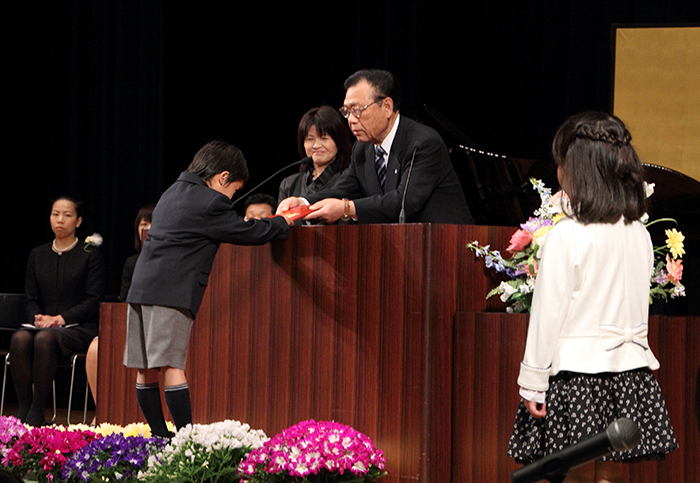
[{"xmin": 339, "ymin": 98, "xmax": 385, "ymax": 119}]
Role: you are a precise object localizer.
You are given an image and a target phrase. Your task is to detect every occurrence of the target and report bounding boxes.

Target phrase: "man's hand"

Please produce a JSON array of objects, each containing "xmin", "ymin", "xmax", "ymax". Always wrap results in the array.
[
  {"xmin": 304, "ymin": 198, "xmax": 349, "ymax": 224},
  {"xmin": 276, "ymin": 197, "xmax": 305, "ymax": 214}
]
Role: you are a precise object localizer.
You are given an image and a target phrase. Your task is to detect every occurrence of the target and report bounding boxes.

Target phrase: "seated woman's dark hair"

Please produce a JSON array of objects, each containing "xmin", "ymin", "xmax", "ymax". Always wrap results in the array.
[
  {"xmin": 186, "ymin": 140, "xmax": 249, "ymax": 185},
  {"xmin": 296, "ymin": 106, "xmax": 352, "ymax": 171},
  {"xmin": 133, "ymin": 203, "xmax": 155, "ymax": 252},
  {"xmin": 552, "ymin": 111, "xmax": 647, "ymax": 224}
]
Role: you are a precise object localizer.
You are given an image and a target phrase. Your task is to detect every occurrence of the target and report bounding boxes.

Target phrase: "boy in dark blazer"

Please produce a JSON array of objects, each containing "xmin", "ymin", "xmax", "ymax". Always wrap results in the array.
[{"xmin": 124, "ymin": 140, "xmax": 293, "ymax": 437}]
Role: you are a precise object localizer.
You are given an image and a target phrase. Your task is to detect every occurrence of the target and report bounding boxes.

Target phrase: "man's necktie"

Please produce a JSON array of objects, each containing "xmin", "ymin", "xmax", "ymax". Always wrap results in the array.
[{"xmin": 375, "ymin": 146, "xmax": 387, "ymax": 192}]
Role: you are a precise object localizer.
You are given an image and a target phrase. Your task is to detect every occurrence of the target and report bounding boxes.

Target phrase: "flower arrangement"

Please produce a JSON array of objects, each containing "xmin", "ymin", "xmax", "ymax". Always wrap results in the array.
[
  {"xmin": 467, "ymin": 179, "xmax": 567, "ymax": 313},
  {"xmin": 239, "ymin": 419, "xmax": 387, "ymax": 483},
  {"xmin": 140, "ymin": 419, "xmax": 268, "ymax": 483},
  {"xmin": 468, "ymin": 179, "xmax": 686, "ymax": 312},
  {"xmin": 61, "ymin": 433, "xmax": 166, "ymax": 482},
  {"xmin": 2, "ymin": 425, "xmax": 96, "ymax": 482},
  {"xmin": 647, "ymin": 224, "xmax": 686, "ymax": 302},
  {"xmin": 83, "ymin": 233, "xmax": 103, "ymax": 252}
]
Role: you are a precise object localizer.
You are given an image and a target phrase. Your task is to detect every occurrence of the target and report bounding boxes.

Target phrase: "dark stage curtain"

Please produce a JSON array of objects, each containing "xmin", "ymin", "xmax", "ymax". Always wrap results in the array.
[
  {"xmin": 1, "ymin": 0, "xmax": 700, "ymax": 298},
  {"xmin": 1, "ymin": 1, "xmax": 164, "ymax": 295}
]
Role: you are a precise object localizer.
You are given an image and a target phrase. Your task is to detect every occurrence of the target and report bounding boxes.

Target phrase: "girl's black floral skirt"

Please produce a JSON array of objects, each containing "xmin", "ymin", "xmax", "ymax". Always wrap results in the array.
[{"xmin": 507, "ymin": 368, "xmax": 678, "ymax": 464}]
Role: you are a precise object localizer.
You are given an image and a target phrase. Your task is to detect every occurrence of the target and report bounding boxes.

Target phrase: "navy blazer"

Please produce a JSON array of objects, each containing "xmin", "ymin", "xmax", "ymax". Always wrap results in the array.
[
  {"xmin": 306, "ymin": 116, "xmax": 473, "ymax": 224},
  {"xmin": 127, "ymin": 172, "xmax": 290, "ymax": 316}
]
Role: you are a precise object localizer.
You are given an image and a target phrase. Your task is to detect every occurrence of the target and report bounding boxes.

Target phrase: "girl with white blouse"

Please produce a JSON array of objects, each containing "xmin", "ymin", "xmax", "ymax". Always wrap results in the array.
[{"xmin": 507, "ymin": 112, "xmax": 677, "ymax": 483}]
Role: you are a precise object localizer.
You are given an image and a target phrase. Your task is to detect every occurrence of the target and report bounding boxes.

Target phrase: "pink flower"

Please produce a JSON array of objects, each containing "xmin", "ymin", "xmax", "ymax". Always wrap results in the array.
[
  {"xmin": 506, "ymin": 229, "xmax": 533, "ymax": 253},
  {"xmin": 526, "ymin": 258, "xmax": 538, "ymax": 277},
  {"xmin": 666, "ymin": 254, "xmax": 683, "ymax": 284}
]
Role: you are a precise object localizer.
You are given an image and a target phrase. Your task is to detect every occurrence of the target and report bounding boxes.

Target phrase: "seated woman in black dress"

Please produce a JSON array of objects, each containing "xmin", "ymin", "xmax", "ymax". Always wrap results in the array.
[
  {"xmin": 10, "ymin": 196, "xmax": 106, "ymax": 426},
  {"xmin": 278, "ymin": 105, "xmax": 352, "ymax": 204}
]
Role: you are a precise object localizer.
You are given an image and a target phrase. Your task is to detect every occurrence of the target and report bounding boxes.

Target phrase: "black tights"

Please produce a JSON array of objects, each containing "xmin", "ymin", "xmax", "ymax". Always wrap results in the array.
[{"xmin": 10, "ymin": 329, "xmax": 58, "ymax": 426}]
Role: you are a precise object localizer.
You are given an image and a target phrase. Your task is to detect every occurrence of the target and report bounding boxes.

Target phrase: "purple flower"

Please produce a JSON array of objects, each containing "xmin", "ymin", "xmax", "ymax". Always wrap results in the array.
[
  {"xmin": 62, "ymin": 433, "xmax": 165, "ymax": 482},
  {"xmin": 654, "ymin": 270, "xmax": 668, "ymax": 285},
  {"xmin": 520, "ymin": 216, "xmax": 552, "ymax": 233}
]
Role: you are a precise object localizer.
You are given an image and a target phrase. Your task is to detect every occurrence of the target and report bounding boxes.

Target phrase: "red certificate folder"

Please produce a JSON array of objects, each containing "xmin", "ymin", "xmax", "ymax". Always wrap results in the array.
[{"xmin": 275, "ymin": 204, "xmax": 314, "ymax": 222}]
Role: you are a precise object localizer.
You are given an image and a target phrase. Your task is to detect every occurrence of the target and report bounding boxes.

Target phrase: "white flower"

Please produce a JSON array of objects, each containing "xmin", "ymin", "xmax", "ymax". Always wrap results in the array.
[
  {"xmin": 671, "ymin": 283, "xmax": 686, "ymax": 298},
  {"xmin": 498, "ymin": 281, "xmax": 517, "ymax": 302},
  {"xmin": 644, "ymin": 182, "xmax": 655, "ymax": 198},
  {"xmin": 85, "ymin": 233, "xmax": 103, "ymax": 247}
]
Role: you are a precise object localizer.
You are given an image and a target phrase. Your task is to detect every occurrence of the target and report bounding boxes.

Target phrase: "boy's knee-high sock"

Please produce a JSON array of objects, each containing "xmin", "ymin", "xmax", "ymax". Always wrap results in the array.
[
  {"xmin": 136, "ymin": 382, "xmax": 171, "ymax": 437},
  {"xmin": 164, "ymin": 383, "xmax": 192, "ymax": 430}
]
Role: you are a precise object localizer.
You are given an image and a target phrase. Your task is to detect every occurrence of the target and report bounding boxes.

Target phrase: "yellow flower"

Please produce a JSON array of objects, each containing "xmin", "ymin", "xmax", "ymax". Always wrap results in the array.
[
  {"xmin": 94, "ymin": 423, "xmax": 125, "ymax": 436},
  {"xmin": 533, "ymin": 225, "xmax": 553, "ymax": 245},
  {"xmin": 665, "ymin": 228, "xmax": 685, "ymax": 259},
  {"xmin": 552, "ymin": 213, "xmax": 566, "ymax": 224}
]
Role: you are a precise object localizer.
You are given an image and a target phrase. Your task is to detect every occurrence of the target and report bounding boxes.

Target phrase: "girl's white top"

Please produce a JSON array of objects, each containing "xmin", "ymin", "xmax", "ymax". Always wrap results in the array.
[{"xmin": 518, "ymin": 216, "xmax": 660, "ymax": 393}]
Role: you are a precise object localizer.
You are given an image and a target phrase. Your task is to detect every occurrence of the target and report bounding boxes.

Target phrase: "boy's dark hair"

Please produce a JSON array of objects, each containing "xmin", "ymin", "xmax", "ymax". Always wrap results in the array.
[
  {"xmin": 344, "ymin": 69, "xmax": 401, "ymax": 112},
  {"xmin": 552, "ymin": 111, "xmax": 647, "ymax": 224},
  {"xmin": 133, "ymin": 203, "xmax": 155, "ymax": 252},
  {"xmin": 296, "ymin": 105, "xmax": 352, "ymax": 171},
  {"xmin": 186, "ymin": 140, "xmax": 249, "ymax": 185},
  {"xmin": 244, "ymin": 193, "xmax": 277, "ymax": 212}
]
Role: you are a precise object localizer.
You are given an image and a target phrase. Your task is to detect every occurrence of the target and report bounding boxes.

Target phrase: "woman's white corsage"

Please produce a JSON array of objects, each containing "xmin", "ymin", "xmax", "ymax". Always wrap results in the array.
[{"xmin": 84, "ymin": 233, "xmax": 103, "ymax": 252}]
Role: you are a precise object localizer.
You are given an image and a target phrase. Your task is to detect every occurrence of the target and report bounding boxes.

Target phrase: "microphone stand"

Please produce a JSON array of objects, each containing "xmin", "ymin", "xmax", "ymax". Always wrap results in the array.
[{"xmin": 232, "ymin": 158, "xmax": 306, "ymax": 207}]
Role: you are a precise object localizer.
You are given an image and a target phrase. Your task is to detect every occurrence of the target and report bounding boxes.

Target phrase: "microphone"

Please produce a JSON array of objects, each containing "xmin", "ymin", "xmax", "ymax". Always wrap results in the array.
[
  {"xmin": 232, "ymin": 156, "xmax": 311, "ymax": 206},
  {"xmin": 511, "ymin": 418, "xmax": 641, "ymax": 483},
  {"xmin": 398, "ymin": 142, "xmax": 420, "ymax": 224}
]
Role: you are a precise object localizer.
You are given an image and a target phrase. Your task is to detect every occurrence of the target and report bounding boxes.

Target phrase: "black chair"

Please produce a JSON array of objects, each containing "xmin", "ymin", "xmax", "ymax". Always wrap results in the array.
[
  {"xmin": 0, "ymin": 293, "xmax": 24, "ymax": 365},
  {"xmin": 0, "ymin": 293, "xmax": 24, "ymax": 418}
]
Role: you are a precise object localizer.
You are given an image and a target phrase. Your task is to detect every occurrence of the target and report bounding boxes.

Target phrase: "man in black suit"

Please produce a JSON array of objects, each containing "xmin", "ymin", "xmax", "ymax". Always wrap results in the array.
[
  {"xmin": 277, "ymin": 69, "xmax": 473, "ymax": 224},
  {"xmin": 124, "ymin": 140, "xmax": 293, "ymax": 437}
]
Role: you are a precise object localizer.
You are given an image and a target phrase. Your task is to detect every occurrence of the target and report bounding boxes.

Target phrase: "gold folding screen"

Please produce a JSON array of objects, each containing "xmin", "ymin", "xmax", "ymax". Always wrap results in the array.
[{"xmin": 613, "ymin": 26, "xmax": 700, "ymax": 181}]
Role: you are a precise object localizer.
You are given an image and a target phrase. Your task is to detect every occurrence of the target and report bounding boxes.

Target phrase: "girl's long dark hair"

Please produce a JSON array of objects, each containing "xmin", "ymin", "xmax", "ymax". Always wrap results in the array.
[{"xmin": 552, "ymin": 111, "xmax": 647, "ymax": 224}]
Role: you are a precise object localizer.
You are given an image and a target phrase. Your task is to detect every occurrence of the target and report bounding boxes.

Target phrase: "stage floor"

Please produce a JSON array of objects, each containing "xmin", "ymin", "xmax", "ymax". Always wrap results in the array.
[{"xmin": 1, "ymin": 404, "xmax": 95, "ymax": 427}]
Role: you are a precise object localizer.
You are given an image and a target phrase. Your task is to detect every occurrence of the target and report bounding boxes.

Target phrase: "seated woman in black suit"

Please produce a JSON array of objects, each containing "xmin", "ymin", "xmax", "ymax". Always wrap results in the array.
[
  {"xmin": 278, "ymin": 105, "xmax": 352, "ymax": 205},
  {"xmin": 10, "ymin": 196, "xmax": 106, "ymax": 426}
]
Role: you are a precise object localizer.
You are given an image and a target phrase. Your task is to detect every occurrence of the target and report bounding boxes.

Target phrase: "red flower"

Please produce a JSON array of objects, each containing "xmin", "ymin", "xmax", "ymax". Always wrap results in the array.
[{"xmin": 507, "ymin": 229, "xmax": 533, "ymax": 253}]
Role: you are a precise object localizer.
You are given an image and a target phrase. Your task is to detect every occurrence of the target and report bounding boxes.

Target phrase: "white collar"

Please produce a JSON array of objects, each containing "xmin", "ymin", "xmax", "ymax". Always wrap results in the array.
[{"xmin": 377, "ymin": 113, "xmax": 400, "ymax": 157}]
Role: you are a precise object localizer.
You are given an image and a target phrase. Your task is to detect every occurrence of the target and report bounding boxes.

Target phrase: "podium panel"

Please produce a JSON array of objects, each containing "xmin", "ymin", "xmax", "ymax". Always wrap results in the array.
[
  {"xmin": 97, "ymin": 224, "xmax": 699, "ymax": 482},
  {"xmin": 98, "ymin": 224, "xmax": 511, "ymax": 483},
  {"xmin": 452, "ymin": 313, "xmax": 700, "ymax": 483}
]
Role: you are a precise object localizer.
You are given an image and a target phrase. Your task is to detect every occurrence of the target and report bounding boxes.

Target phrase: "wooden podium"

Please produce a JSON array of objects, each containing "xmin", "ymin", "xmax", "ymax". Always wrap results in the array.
[{"xmin": 97, "ymin": 224, "xmax": 699, "ymax": 483}]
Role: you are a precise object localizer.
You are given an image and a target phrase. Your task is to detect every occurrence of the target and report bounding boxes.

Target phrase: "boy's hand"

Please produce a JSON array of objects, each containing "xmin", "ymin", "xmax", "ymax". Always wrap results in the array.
[{"xmin": 281, "ymin": 213, "xmax": 295, "ymax": 226}]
